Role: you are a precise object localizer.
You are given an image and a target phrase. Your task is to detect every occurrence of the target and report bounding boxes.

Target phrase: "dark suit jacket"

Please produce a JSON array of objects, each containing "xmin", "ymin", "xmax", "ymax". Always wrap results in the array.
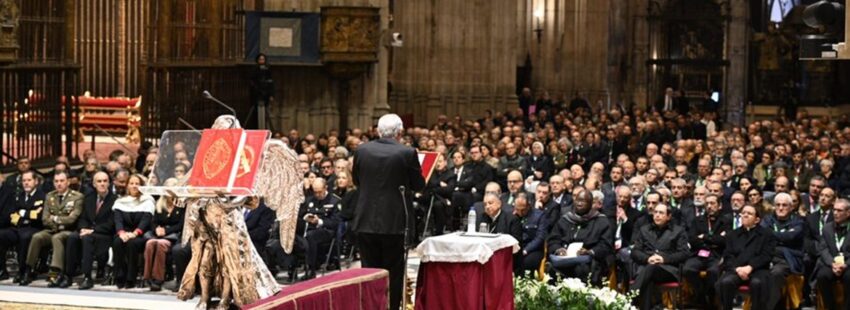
[
  {"xmin": 10, "ymin": 189, "xmax": 47, "ymax": 229},
  {"xmin": 805, "ymin": 209, "xmax": 834, "ymax": 255},
  {"xmin": 78, "ymin": 192, "xmax": 117, "ymax": 235},
  {"xmin": 816, "ymin": 222, "xmax": 850, "ymax": 268},
  {"xmin": 547, "ymin": 213, "xmax": 613, "ymax": 261},
  {"xmin": 518, "ymin": 208, "xmax": 548, "ymax": 253},
  {"xmin": 614, "ymin": 206, "xmax": 642, "ymax": 249},
  {"xmin": 0, "ymin": 184, "xmax": 15, "ymax": 228},
  {"xmin": 246, "ymin": 202, "xmax": 275, "ymax": 246},
  {"xmin": 352, "ymin": 138, "xmax": 426, "ymax": 235},
  {"xmin": 478, "ymin": 211, "xmax": 522, "ymax": 242},
  {"xmin": 722, "ymin": 225, "xmax": 777, "ymax": 272},
  {"xmin": 631, "ymin": 223, "xmax": 690, "ymax": 281},
  {"xmin": 688, "ymin": 214, "xmax": 730, "ymax": 259},
  {"xmin": 526, "ymin": 155, "xmax": 555, "ymax": 181}
]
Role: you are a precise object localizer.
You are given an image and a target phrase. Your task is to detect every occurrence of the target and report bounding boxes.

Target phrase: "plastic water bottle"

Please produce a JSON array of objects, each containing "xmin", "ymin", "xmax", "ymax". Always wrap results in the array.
[{"xmin": 467, "ymin": 207, "xmax": 476, "ymax": 233}]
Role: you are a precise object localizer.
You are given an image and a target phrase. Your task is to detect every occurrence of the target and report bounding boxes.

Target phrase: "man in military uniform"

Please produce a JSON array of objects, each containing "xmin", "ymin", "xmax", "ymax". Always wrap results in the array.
[
  {"xmin": 20, "ymin": 171, "xmax": 83, "ymax": 286},
  {"xmin": 0, "ymin": 171, "xmax": 45, "ymax": 283},
  {"xmin": 270, "ymin": 177, "xmax": 340, "ymax": 281}
]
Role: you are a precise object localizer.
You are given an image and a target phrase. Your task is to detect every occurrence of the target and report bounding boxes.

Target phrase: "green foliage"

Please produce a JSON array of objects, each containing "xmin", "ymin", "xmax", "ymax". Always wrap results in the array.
[{"xmin": 514, "ymin": 276, "xmax": 637, "ymax": 310}]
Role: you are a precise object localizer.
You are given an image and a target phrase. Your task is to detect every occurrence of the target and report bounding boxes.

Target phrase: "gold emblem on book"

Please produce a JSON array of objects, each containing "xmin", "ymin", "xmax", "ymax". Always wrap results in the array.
[{"xmin": 203, "ymin": 138, "xmax": 232, "ymax": 179}]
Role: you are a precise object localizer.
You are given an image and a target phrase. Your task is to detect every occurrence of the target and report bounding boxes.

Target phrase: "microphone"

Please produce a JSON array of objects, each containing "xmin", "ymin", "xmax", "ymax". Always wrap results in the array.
[
  {"xmin": 202, "ymin": 90, "xmax": 236, "ymax": 115},
  {"xmin": 398, "ymin": 185, "xmax": 406, "ymax": 192}
]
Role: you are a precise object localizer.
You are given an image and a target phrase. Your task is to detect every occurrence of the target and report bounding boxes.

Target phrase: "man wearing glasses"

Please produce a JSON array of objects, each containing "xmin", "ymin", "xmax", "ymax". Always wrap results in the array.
[
  {"xmin": 814, "ymin": 198, "xmax": 850, "ymax": 310},
  {"xmin": 716, "ymin": 205, "xmax": 777, "ymax": 310},
  {"xmin": 760, "ymin": 193, "xmax": 805, "ymax": 309},
  {"xmin": 318, "ymin": 158, "xmax": 337, "ymax": 193}
]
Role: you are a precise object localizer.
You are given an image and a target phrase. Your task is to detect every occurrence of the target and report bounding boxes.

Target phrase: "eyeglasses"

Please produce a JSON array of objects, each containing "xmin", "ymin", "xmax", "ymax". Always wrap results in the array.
[{"xmin": 508, "ymin": 180, "xmax": 523, "ymax": 184}]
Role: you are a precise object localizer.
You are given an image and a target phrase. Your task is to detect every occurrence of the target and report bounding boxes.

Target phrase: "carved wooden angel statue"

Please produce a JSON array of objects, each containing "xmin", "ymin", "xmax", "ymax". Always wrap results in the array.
[{"xmin": 177, "ymin": 115, "xmax": 304, "ymax": 309}]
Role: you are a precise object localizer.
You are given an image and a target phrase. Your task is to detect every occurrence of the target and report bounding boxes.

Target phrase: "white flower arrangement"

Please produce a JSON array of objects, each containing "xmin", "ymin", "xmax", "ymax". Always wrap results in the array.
[{"xmin": 514, "ymin": 276, "xmax": 637, "ymax": 310}]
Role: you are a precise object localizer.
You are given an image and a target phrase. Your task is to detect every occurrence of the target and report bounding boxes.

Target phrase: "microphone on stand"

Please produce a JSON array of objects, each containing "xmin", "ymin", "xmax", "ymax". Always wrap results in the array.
[
  {"xmin": 398, "ymin": 185, "xmax": 411, "ymax": 310},
  {"xmin": 202, "ymin": 90, "xmax": 237, "ymax": 116}
]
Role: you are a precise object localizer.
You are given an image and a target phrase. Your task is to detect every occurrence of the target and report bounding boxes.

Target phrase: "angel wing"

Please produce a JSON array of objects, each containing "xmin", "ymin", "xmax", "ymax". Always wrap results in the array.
[{"xmin": 255, "ymin": 139, "xmax": 304, "ymax": 254}]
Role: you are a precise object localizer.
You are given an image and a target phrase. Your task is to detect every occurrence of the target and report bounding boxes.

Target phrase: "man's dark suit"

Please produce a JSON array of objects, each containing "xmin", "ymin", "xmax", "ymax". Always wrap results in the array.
[
  {"xmin": 420, "ymin": 168, "xmax": 454, "ymax": 234},
  {"xmin": 477, "ymin": 210, "xmax": 521, "ymax": 241},
  {"xmin": 352, "ymin": 137, "xmax": 425, "ymax": 310},
  {"xmin": 547, "ymin": 213, "xmax": 613, "ymax": 285},
  {"xmin": 814, "ymin": 222, "xmax": 850, "ymax": 310},
  {"xmin": 245, "ymin": 201, "xmax": 275, "ymax": 252},
  {"xmin": 679, "ymin": 202, "xmax": 705, "ymax": 233},
  {"xmin": 716, "ymin": 225, "xmax": 777, "ymax": 310},
  {"xmin": 683, "ymin": 214, "xmax": 730, "ymax": 305},
  {"xmin": 805, "ymin": 209, "xmax": 833, "ymax": 256},
  {"xmin": 64, "ymin": 191, "xmax": 116, "ymax": 279},
  {"xmin": 517, "ymin": 208, "xmax": 548, "ymax": 273},
  {"xmin": 630, "ymin": 223, "xmax": 690, "ymax": 310},
  {"xmin": 0, "ymin": 189, "xmax": 46, "ymax": 277}
]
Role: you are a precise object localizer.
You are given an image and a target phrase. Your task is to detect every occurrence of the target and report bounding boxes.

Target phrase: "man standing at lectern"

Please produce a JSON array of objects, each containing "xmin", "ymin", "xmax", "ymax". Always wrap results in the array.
[{"xmin": 353, "ymin": 113, "xmax": 425, "ymax": 310}]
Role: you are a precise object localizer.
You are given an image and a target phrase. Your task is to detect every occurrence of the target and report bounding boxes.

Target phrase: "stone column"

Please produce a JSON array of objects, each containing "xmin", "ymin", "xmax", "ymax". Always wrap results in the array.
[
  {"xmin": 630, "ymin": 0, "xmax": 649, "ymax": 108},
  {"xmin": 725, "ymin": 0, "xmax": 748, "ymax": 128}
]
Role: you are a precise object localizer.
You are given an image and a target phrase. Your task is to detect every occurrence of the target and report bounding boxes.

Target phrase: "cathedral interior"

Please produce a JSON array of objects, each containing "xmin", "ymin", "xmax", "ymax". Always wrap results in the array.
[{"xmin": 0, "ymin": 0, "xmax": 848, "ymax": 168}]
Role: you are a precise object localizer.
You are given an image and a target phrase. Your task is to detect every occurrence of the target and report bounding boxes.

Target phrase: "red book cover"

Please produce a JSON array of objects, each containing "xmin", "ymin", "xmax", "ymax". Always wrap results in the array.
[
  {"xmin": 232, "ymin": 130, "xmax": 270, "ymax": 189},
  {"xmin": 418, "ymin": 152, "xmax": 439, "ymax": 183},
  {"xmin": 188, "ymin": 129, "xmax": 243, "ymax": 188}
]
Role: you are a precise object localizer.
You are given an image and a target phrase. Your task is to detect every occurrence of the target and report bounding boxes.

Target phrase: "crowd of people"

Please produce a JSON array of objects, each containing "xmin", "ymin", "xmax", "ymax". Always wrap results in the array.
[{"xmin": 1, "ymin": 88, "xmax": 850, "ymax": 309}]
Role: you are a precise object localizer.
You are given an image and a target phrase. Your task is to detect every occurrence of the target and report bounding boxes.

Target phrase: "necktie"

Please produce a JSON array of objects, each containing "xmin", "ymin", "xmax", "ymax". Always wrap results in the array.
[
  {"xmin": 734, "ymin": 215, "xmax": 741, "ymax": 229},
  {"xmin": 633, "ymin": 198, "xmax": 641, "ymax": 211},
  {"xmin": 96, "ymin": 196, "xmax": 104, "ymax": 214},
  {"xmin": 59, "ymin": 194, "xmax": 65, "ymax": 205},
  {"xmin": 508, "ymin": 194, "xmax": 515, "ymax": 205}
]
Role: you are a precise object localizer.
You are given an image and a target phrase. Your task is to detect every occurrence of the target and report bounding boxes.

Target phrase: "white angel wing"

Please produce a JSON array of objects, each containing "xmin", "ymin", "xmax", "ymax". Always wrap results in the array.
[{"xmin": 255, "ymin": 139, "xmax": 304, "ymax": 254}]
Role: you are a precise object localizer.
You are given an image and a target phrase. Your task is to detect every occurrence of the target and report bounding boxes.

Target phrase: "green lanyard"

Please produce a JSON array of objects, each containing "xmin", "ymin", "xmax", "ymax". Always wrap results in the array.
[{"xmin": 837, "ymin": 233, "xmax": 846, "ymax": 250}]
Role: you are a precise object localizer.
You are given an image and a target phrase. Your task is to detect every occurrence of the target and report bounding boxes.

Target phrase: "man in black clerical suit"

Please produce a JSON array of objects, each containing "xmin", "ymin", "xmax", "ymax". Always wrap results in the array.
[
  {"xmin": 0, "ymin": 171, "xmax": 45, "ymax": 283},
  {"xmin": 547, "ymin": 187, "xmax": 612, "ymax": 285},
  {"xmin": 65, "ymin": 171, "xmax": 115, "ymax": 289},
  {"xmin": 477, "ymin": 193, "xmax": 521, "ymax": 241},
  {"xmin": 352, "ymin": 114, "xmax": 425, "ymax": 310},
  {"xmin": 716, "ymin": 205, "xmax": 777, "ymax": 310},
  {"xmin": 683, "ymin": 194, "xmax": 730, "ymax": 307},
  {"xmin": 630, "ymin": 203, "xmax": 690, "ymax": 310},
  {"xmin": 815, "ymin": 198, "xmax": 850, "ymax": 310}
]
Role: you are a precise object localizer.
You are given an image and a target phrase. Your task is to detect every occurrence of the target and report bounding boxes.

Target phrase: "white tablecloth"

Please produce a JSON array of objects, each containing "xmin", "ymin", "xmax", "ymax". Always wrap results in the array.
[{"xmin": 415, "ymin": 232, "xmax": 519, "ymax": 264}]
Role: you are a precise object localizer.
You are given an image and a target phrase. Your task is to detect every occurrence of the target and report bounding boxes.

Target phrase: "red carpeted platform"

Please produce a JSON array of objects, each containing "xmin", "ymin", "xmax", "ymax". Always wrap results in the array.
[{"xmin": 243, "ymin": 268, "xmax": 389, "ymax": 310}]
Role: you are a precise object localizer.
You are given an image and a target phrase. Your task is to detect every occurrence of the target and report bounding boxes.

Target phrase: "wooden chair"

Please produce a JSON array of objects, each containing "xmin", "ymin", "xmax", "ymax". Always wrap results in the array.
[
  {"xmin": 740, "ymin": 275, "xmax": 805, "ymax": 310},
  {"xmin": 816, "ymin": 282, "xmax": 845, "ymax": 310}
]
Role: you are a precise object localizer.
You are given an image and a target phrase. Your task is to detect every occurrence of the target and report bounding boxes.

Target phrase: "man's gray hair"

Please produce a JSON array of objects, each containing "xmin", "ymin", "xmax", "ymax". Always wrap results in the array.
[
  {"xmin": 377, "ymin": 113, "xmax": 404, "ymax": 138},
  {"xmin": 774, "ymin": 192, "xmax": 792, "ymax": 205},
  {"xmin": 591, "ymin": 190, "xmax": 604, "ymax": 202}
]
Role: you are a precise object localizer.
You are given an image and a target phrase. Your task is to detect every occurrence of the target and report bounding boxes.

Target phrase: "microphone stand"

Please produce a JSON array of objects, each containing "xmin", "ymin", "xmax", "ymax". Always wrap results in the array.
[
  {"xmin": 399, "ymin": 185, "xmax": 411, "ymax": 310},
  {"xmin": 202, "ymin": 91, "xmax": 241, "ymax": 121}
]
